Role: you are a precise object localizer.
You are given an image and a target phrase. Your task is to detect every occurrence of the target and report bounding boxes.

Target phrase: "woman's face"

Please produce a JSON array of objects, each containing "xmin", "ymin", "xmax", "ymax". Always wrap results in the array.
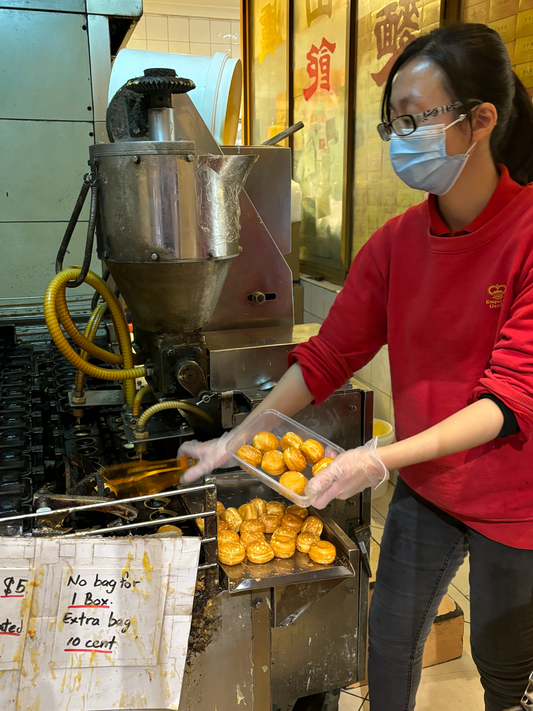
[{"xmin": 389, "ymin": 57, "xmax": 472, "ymax": 157}]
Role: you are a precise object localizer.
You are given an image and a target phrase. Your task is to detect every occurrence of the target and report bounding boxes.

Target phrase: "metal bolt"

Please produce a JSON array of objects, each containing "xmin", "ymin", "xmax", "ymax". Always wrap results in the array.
[
  {"xmin": 166, "ymin": 349, "xmax": 175, "ymax": 357},
  {"xmin": 151, "ymin": 252, "xmax": 159, "ymax": 261},
  {"xmin": 132, "ymin": 155, "xmax": 140, "ymax": 164},
  {"xmin": 168, "ymin": 385, "xmax": 177, "ymax": 394},
  {"xmin": 251, "ymin": 292, "xmax": 266, "ymax": 305},
  {"xmin": 186, "ymin": 154, "xmax": 195, "ymax": 162},
  {"xmin": 180, "ymin": 422, "xmax": 189, "ymax": 431},
  {"xmin": 253, "ymin": 598, "xmax": 263, "ymax": 610},
  {"xmin": 349, "ymin": 405, "xmax": 357, "ymax": 411},
  {"xmin": 348, "ymin": 588, "xmax": 355, "ymax": 595}
]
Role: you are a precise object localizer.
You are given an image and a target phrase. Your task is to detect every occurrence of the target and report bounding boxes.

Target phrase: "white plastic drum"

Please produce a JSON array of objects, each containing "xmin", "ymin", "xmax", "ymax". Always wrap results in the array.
[{"xmin": 109, "ymin": 49, "xmax": 242, "ymax": 145}]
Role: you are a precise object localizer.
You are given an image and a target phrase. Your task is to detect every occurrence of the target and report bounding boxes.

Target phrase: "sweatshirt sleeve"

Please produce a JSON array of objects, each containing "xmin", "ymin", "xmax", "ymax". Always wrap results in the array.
[
  {"xmin": 472, "ymin": 267, "xmax": 533, "ymax": 439},
  {"xmin": 289, "ymin": 233, "xmax": 389, "ymax": 404}
]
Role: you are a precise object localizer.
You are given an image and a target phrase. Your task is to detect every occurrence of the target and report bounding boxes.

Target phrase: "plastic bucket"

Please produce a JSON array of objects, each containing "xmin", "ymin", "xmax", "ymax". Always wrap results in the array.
[
  {"xmin": 109, "ymin": 49, "xmax": 242, "ymax": 145},
  {"xmin": 373, "ymin": 419, "xmax": 395, "ymax": 499}
]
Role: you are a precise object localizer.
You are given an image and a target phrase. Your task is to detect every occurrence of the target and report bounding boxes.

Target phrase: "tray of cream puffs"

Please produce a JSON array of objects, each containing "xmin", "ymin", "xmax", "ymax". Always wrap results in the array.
[
  {"xmin": 210, "ymin": 484, "xmax": 357, "ymax": 592},
  {"xmin": 225, "ymin": 409, "xmax": 344, "ymax": 508}
]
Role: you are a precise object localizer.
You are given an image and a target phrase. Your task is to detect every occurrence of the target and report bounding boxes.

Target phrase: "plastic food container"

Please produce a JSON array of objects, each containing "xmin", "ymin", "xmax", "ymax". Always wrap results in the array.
[{"xmin": 225, "ymin": 409, "xmax": 344, "ymax": 506}]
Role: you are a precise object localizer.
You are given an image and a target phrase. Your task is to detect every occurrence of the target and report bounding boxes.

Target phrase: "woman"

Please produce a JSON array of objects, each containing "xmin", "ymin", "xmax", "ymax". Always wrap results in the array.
[{"xmin": 180, "ymin": 23, "xmax": 533, "ymax": 711}]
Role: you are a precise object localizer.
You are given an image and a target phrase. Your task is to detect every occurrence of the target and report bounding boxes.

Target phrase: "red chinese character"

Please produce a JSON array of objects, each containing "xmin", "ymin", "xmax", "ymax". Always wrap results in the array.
[
  {"xmin": 371, "ymin": 0, "xmax": 419, "ymax": 87},
  {"xmin": 303, "ymin": 38, "xmax": 337, "ymax": 101}
]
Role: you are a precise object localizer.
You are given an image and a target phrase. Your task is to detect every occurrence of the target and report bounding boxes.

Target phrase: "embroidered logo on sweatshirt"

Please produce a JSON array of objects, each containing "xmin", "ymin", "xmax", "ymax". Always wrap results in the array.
[{"xmin": 486, "ymin": 284, "xmax": 506, "ymax": 308}]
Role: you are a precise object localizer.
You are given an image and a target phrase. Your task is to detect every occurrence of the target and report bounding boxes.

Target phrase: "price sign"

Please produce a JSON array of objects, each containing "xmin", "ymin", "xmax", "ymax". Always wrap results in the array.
[
  {"xmin": 0, "ymin": 568, "xmax": 32, "ymax": 671},
  {"xmin": 52, "ymin": 566, "xmax": 166, "ymax": 667}
]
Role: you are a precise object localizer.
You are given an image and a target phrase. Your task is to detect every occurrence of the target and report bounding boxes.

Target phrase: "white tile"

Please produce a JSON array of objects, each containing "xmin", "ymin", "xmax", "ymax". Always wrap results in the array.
[
  {"xmin": 448, "ymin": 586, "xmax": 471, "ymax": 623},
  {"xmin": 168, "ymin": 16, "xmax": 189, "ymax": 41},
  {"xmin": 311, "ymin": 284, "xmax": 326, "ymax": 319},
  {"xmin": 190, "ymin": 18, "xmax": 210, "ymax": 43},
  {"xmin": 323, "ymin": 288, "xmax": 338, "ymax": 316},
  {"xmin": 127, "ymin": 37, "xmax": 147, "ymax": 51},
  {"xmin": 372, "ymin": 389, "xmax": 391, "ymax": 422},
  {"xmin": 231, "ymin": 20, "xmax": 241, "ymax": 43},
  {"xmin": 211, "ymin": 19, "xmax": 232, "ymax": 43},
  {"xmin": 190, "ymin": 42, "xmax": 211, "ymax": 57},
  {"xmin": 355, "ymin": 360, "xmax": 372, "ymax": 386},
  {"xmin": 147, "ymin": 39, "xmax": 169, "ymax": 53},
  {"xmin": 372, "ymin": 482, "xmax": 394, "ymax": 520},
  {"xmin": 132, "ymin": 15, "xmax": 146, "ymax": 39},
  {"xmin": 146, "ymin": 14, "xmax": 168, "ymax": 40},
  {"xmin": 211, "ymin": 42, "xmax": 231, "ymax": 55},
  {"xmin": 415, "ymin": 671, "xmax": 484, "ymax": 709},
  {"xmin": 450, "ymin": 556, "xmax": 470, "ymax": 598},
  {"xmin": 302, "ymin": 281, "xmax": 313, "ymax": 313},
  {"xmin": 169, "ymin": 40, "xmax": 190, "ymax": 55},
  {"xmin": 231, "ymin": 44, "xmax": 241, "ymax": 59},
  {"xmin": 372, "ymin": 347, "xmax": 392, "ymax": 397},
  {"xmin": 340, "ymin": 687, "xmax": 368, "ymax": 709}
]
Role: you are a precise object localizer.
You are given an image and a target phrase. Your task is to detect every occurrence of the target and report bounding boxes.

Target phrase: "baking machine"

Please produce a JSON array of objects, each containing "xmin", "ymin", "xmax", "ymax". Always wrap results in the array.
[{"xmin": 0, "ymin": 57, "xmax": 374, "ymax": 711}]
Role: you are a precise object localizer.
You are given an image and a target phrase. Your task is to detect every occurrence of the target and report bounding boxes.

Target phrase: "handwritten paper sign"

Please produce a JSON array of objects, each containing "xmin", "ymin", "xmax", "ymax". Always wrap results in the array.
[
  {"xmin": 0, "ymin": 568, "xmax": 32, "ymax": 671},
  {"xmin": 53, "ymin": 566, "xmax": 165, "ymax": 667}
]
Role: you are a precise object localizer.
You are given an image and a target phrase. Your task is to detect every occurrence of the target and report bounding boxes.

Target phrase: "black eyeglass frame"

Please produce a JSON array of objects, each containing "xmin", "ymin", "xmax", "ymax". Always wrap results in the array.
[{"xmin": 377, "ymin": 100, "xmax": 466, "ymax": 141}]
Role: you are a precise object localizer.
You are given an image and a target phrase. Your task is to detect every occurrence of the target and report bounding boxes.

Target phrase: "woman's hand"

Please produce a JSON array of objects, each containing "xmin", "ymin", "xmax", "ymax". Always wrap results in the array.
[
  {"xmin": 178, "ymin": 432, "xmax": 234, "ymax": 483},
  {"xmin": 305, "ymin": 438, "xmax": 388, "ymax": 509}
]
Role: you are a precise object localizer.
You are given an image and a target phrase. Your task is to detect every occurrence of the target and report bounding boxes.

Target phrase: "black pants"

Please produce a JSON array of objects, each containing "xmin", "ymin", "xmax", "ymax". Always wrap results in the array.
[{"xmin": 368, "ymin": 477, "xmax": 533, "ymax": 711}]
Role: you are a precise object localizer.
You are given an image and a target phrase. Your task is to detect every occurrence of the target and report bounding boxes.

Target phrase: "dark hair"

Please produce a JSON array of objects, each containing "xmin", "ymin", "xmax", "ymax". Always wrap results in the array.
[{"xmin": 381, "ymin": 23, "xmax": 533, "ymax": 185}]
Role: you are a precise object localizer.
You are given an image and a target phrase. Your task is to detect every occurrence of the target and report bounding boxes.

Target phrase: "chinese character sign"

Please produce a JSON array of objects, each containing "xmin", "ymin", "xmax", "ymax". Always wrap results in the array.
[
  {"xmin": 304, "ymin": 38, "xmax": 337, "ymax": 100},
  {"xmin": 352, "ymin": 0, "xmax": 440, "ymax": 260},
  {"xmin": 259, "ymin": 1, "xmax": 282, "ymax": 63},
  {"xmin": 306, "ymin": 0, "xmax": 333, "ymax": 26},
  {"xmin": 372, "ymin": 0, "xmax": 420, "ymax": 86}
]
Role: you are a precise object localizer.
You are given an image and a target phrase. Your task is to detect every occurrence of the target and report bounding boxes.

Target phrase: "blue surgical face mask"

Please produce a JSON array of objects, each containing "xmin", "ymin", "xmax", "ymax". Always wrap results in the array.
[{"xmin": 389, "ymin": 116, "xmax": 476, "ymax": 195}]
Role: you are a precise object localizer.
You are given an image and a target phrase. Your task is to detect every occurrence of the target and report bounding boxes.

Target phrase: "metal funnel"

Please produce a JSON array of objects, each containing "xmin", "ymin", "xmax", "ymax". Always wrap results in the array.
[{"xmin": 90, "ymin": 141, "xmax": 257, "ymax": 334}]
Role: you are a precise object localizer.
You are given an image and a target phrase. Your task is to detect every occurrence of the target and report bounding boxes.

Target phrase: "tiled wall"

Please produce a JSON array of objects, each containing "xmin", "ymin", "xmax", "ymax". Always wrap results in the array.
[
  {"xmin": 127, "ymin": 14, "xmax": 241, "ymax": 58},
  {"xmin": 301, "ymin": 275, "xmax": 394, "ymax": 426}
]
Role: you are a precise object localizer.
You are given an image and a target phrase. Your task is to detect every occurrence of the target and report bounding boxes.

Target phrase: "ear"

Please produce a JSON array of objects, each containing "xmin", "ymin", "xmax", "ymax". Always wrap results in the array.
[{"xmin": 471, "ymin": 102, "xmax": 498, "ymax": 142}]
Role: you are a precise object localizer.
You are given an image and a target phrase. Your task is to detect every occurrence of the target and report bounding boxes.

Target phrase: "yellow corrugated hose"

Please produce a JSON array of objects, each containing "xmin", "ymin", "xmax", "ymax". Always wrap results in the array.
[
  {"xmin": 136, "ymin": 401, "xmax": 215, "ymax": 436},
  {"xmin": 132, "ymin": 385, "xmax": 152, "ymax": 418},
  {"xmin": 74, "ymin": 302, "xmax": 109, "ymax": 396},
  {"xmin": 44, "ymin": 268, "xmax": 145, "ymax": 405}
]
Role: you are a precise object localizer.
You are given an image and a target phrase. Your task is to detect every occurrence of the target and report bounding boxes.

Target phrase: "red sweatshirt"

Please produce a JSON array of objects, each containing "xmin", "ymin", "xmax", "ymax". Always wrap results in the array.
[{"xmin": 290, "ymin": 166, "xmax": 533, "ymax": 549}]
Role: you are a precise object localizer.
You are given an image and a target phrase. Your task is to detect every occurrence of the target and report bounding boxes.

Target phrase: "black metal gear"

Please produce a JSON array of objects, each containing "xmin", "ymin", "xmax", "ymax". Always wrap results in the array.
[{"xmin": 126, "ymin": 69, "xmax": 195, "ymax": 97}]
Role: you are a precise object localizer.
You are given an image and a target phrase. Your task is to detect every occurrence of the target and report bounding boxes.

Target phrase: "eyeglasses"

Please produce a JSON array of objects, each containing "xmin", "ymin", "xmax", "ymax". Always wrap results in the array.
[{"xmin": 377, "ymin": 101, "xmax": 464, "ymax": 141}]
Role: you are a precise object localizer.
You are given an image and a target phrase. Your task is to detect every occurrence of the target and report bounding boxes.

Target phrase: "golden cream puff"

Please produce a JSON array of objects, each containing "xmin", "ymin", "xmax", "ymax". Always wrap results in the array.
[
  {"xmin": 309, "ymin": 540, "xmax": 336, "ymax": 565},
  {"xmin": 259, "ymin": 514, "xmax": 282, "ymax": 533},
  {"xmin": 271, "ymin": 533, "xmax": 296, "ymax": 559},
  {"xmin": 280, "ymin": 432, "xmax": 304, "ymax": 451},
  {"xmin": 238, "ymin": 502, "xmax": 258, "ymax": 521},
  {"xmin": 218, "ymin": 530, "xmax": 240, "ymax": 544},
  {"xmin": 312, "ymin": 457, "xmax": 335, "ymax": 476},
  {"xmin": 301, "ymin": 515, "xmax": 323, "ymax": 537},
  {"xmin": 218, "ymin": 540, "xmax": 246, "ymax": 566},
  {"xmin": 217, "ymin": 518, "xmax": 229, "ymax": 532},
  {"xmin": 286, "ymin": 504, "xmax": 309, "ymax": 520},
  {"xmin": 280, "ymin": 470, "xmax": 307, "ymax": 495},
  {"xmin": 240, "ymin": 519, "xmax": 266, "ymax": 535},
  {"xmin": 240, "ymin": 530, "xmax": 266, "ymax": 547},
  {"xmin": 222, "ymin": 507, "xmax": 243, "ymax": 533},
  {"xmin": 283, "ymin": 447, "xmax": 307, "ymax": 472},
  {"xmin": 216, "ymin": 501, "xmax": 226, "ymax": 515},
  {"xmin": 300, "ymin": 439, "xmax": 325, "ymax": 465},
  {"xmin": 253, "ymin": 431, "xmax": 279, "ymax": 453},
  {"xmin": 281, "ymin": 512, "xmax": 304, "ymax": 532},
  {"xmin": 271, "ymin": 526, "xmax": 298, "ymax": 541},
  {"xmin": 296, "ymin": 532, "xmax": 319, "ymax": 554},
  {"xmin": 236, "ymin": 445, "xmax": 262, "ymax": 468},
  {"xmin": 261, "ymin": 450, "xmax": 286, "ymax": 476},
  {"xmin": 250, "ymin": 497, "xmax": 267, "ymax": 517},
  {"xmin": 246, "ymin": 540, "xmax": 275, "ymax": 564},
  {"xmin": 266, "ymin": 500, "xmax": 286, "ymax": 517}
]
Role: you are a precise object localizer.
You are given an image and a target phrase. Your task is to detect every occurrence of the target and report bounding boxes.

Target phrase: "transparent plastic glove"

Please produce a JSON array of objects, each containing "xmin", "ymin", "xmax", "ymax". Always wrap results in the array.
[
  {"xmin": 178, "ymin": 431, "xmax": 234, "ymax": 483},
  {"xmin": 305, "ymin": 438, "xmax": 388, "ymax": 509}
]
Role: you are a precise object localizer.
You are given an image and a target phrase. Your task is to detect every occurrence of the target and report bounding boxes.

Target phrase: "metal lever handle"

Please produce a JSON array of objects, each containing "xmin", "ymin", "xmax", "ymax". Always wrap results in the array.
[{"xmin": 262, "ymin": 121, "xmax": 304, "ymax": 146}]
